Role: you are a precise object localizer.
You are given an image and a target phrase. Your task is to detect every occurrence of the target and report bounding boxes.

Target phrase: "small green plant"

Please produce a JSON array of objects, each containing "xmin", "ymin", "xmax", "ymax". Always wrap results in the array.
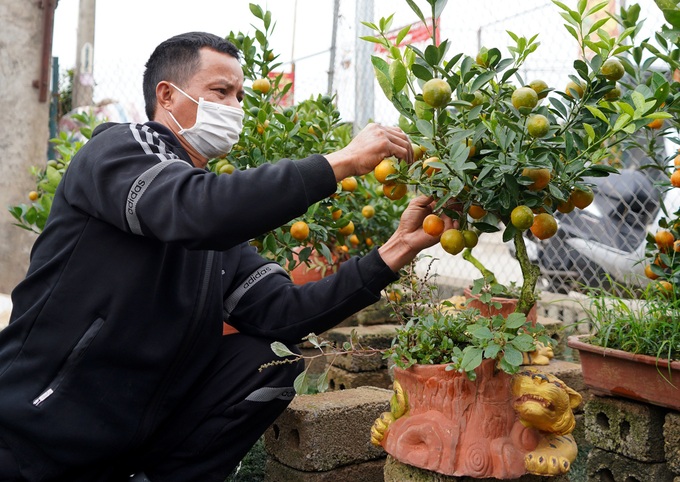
[
  {"xmin": 582, "ymin": 278, "xmax": 680, "ymax": 363},
  {"xmin": 383, "ymin": 264, "xmax": 553, "ymax": 380},
  {"xmin": 265, "ymin": 331, "xmax": 385, "ymax": 395}
]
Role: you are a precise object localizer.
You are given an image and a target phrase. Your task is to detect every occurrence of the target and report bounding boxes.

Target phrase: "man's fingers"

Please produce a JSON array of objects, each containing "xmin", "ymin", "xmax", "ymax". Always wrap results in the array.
[{"xmin": 383, "ymin": 126, "xmax": 413, "ymax": 164}]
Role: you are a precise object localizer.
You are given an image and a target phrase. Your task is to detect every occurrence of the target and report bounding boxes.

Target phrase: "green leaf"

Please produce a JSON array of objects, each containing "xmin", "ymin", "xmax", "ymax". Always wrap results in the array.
[
  {"xmin": 587, "ymin": 17, "xmax": 610, "ymax": 36},
  {"xmin": 585, "ymin": 105, "xmax": 608, "ymax": 123},
  {"xmin": 405, "ymin": 0, "xmax": 426, "ymax": 25},
  {"xmin": 249, "ymin": 3, "xmax": 264, "ymax": 19},
  {"xmin": 425, "ymin": 44, "xmax": 441, "ymax": 66},
  {"xmin": 586, "ymin": 0, "xmax": 610, "ymax": 17},
  {"xmin": 434, "ymin": 0, "xmax": 449, "ymax": 19},
  {"xmin": 564, "ymin": 24, "xmax": 579, "ymax": 42},
  {"xmin": 396, "ymin": 25, "xmax": 411, "ymax": 46},
  {"xmin": 293, "ymin": 370, "xmax": 309, "ymax": 394},
  {"xmin": 412, "ymin": 63, "xmax": 433, "ymax": 81},
  {"xmin": 511, "ymin": 333, "xmax": 536, "ymax": 352},
  {"xmin": 577, "ymin": 0, "xmax": 588, "ymax": 14},
  {"xmin": 505, "ymin": 312, "xmax": 527, "ymax": 329},
  {"xmin": 360, "ymin": 35, "xmax": 384, "ymax": 45},
  {"xmin": 390, "ymin": 61, "xmax": 408, "ymax": 93},
  {"xmin": 271, "ymin": 341, "xmax": 296, "ymax": 357},
  {"xmin": 583, "ymin": 123, "xmax": 595, "ymax": 141},
  {"xmin": 613, "ymin": 112, "xmax": 632, "ymax": 131},
  {"xmin": 461, "ymin": 346, "xmax": 483, "ymax": 372},
  {"xmin": 469, "ymin": 71, "xmax": 495, "ymax": 93},
  {"xmin": 630, "ymin": 91, "xmax": 647, "ymax": 112},
  {"xmin": 616, "ymin": 101, "xmax": 635, "ymax": 118},
  {"xmin": 484, "ymin": 343, "xmax": 501, "ymax": 359},
  {"xmin": 316, "ymin": 372, "xmax": 329, "ymax": 393},
  {"xmin": 503, "ymin": 345, "xmax": 524, "ymax": 367},
  {"xmin": 467, "ymin": 324, "xmax": 494, "ymax": 340},
  {"xmin": 372, "ymin": 56, "xmax": 393, "ymax": 100},
  {"xmin": 502, "ymin": 223, "xmax": 517, "ymax": 243},
  {"xmin": 416, "ymin": 119, "xmax": 434, "ymax": 138}
]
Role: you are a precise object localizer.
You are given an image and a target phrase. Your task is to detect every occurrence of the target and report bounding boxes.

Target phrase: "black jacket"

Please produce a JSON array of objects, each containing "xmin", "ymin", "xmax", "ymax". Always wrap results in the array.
[{"xmin": 0, "ymin": 122, "xmax": 397, "ymax": 479}]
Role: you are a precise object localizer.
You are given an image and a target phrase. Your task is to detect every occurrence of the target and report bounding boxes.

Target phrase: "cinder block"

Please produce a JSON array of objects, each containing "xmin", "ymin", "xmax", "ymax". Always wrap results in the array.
[
  {"xmin": 383, "ymin": 455, "xmax": 570, "ymax": 482},
  {"xmin": 665, "ymin": 411, "xmax": 680, "ymax": 474},
  {"xmin": 264, "ymin": 457, "xmax": 385, "ymax": 482},
  {"xmin": 357, "ymin": 299, "xmax": 394, "ymax": 326},
  {"xmin": 326, "ymin": 365, "xmax": 393, "ymax": 391},
  {"xmin": 586, "ymin": 447, "xmax": 674, "ymax": 482},
  {"xmin": 584, "ymin": 397, "xmax": 667, "ymax": 462},
  {"xmin": 325, "ymin": 324, "xmax": 397, "ymax": 372},
  {"xmin": 264, "ymin": 386, "xmax": 391, "ymax": 472}
]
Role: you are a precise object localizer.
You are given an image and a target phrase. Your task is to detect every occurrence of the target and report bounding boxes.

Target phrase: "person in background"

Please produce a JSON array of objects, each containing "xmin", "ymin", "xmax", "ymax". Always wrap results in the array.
[{"xmin": 0, "ymin": 31, "xmax": 453, "ymax": 482}]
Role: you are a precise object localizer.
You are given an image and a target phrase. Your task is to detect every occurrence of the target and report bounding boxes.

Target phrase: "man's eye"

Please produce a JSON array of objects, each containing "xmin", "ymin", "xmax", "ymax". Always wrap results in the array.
[{"xmin": 214, "ymin": 88, "xmax": 227, "ymax": 95}]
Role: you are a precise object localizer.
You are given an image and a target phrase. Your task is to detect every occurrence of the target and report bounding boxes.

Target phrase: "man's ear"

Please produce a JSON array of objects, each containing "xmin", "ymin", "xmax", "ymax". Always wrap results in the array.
[{"xmin": 156, "ymin": 81, "xmax": 174, "ymax": 112}]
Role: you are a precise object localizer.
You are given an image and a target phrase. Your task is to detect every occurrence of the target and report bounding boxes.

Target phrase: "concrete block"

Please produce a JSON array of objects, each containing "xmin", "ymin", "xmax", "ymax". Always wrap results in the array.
[
  {"xmin": 357, "ymin": 299, "xmax": 394, "ymax": 326},
  {"xmin": 264, "ymin": 386, "xmax": 391, "ymax": 472},
  {"xmin": 383, "ymin": 455, "xmax": 570, "ymax": 482},
  {"xmin": 665, "ymin": 411, "xmax": 680, "ymax": 474},
  {"xmin": 264, "ymin": 457, "xmax": 385, "ymax": 482},
  {"xmin": 326, "ymin": 365, "xmax": 393, "ymax": 391},
  {"xmin": 584, "ymin": 397, "xmax": 667, "ymax": 462},
  {"xmin": 586, "ymin": 447, "xmax": 675, "ymax": 482},
  {"xmin": 325, "ymin": 324, "xmax": 398, "ymax": 372}
]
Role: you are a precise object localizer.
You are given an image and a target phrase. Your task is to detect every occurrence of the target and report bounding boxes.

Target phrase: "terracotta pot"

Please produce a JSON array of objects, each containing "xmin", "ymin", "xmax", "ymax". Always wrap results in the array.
[
  {"xmin": 463, "ymin": 287, "xmax": 537, "ymax": 325},
  {"xmin": 568, "ymin": 334, "xmax": 680, "ymax": 411},
  {"xmin": 288, "ymin": 247, "xmax": 340, "ymax": 285},
  {"xmin": 381, "ymin": 360, "xmax": 539, "ymax": 478}
]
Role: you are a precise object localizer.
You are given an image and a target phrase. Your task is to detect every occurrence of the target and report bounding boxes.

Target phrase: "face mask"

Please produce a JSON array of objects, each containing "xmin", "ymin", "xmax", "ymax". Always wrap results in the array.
[{"xmin": 167, "ymin": 83, "xmax": 244, "ymax": 159}]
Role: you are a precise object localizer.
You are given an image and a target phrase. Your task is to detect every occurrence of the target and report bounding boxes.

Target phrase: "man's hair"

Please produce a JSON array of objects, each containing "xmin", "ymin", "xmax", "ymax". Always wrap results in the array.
[{"xmin": 143, "ymin": 32, "xmax": 239, "ymax": 120}]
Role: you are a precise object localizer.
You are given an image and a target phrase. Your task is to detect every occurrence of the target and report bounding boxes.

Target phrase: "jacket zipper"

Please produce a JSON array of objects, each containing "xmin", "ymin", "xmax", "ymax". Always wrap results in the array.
[
  {"xmin": 33, "ymin": 317, "xmax": 106, "ymax": 407},
  {"xmin": 135, "ymin": 250, "xmax": 215, "ymax": 439}
]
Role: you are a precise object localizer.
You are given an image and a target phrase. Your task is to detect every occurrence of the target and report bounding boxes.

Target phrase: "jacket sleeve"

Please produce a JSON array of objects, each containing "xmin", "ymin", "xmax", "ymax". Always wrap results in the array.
[
  {"xmin": 60, "ymin": 123, "xmax": 337, "ymax": 251},
  {"xmin": 224, "ymin": 244, "xmax": 399, "ymax": 343}
]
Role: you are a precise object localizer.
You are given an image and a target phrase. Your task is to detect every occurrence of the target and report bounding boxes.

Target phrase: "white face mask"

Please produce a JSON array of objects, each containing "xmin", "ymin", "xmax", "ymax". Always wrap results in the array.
[{"xmin": 167, "ymin": 83, "xmax": 244, "ymax": 160}]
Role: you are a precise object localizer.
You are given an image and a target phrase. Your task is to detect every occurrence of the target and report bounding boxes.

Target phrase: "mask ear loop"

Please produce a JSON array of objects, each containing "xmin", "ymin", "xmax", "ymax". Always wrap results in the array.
[{"xmin": 166, "ymin": 83, "xmax": 200, "ymax": 132}]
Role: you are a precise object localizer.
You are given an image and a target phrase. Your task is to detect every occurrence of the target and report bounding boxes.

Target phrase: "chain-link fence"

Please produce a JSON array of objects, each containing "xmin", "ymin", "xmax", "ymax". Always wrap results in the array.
[{"xmin": 55, "ymin": 0, "xmax": 670, "ymax": 297}]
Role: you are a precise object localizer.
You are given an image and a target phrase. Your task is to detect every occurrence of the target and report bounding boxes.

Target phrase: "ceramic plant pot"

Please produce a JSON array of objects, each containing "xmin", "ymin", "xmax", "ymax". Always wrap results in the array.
[
  {"xmin": 289, "ymin": 247, "xmax": 340, "ymax": 285},
  {"xmin": 568, "ymin": 334, "xmax": 680, "ymax": 411},
  {"xmin": 463, "ymin": 287, "xmax": 537, "ymax": 325}
]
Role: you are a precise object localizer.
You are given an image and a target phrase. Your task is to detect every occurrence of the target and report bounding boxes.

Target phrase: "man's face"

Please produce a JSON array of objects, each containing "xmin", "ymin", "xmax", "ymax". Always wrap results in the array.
[{"xmin": 171, "ymin": 47, "xmax": 245, "ymax": 130}]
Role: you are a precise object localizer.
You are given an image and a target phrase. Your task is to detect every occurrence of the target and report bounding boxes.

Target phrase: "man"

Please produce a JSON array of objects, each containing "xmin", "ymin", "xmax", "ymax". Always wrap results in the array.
[{"xmin": 0, "ymin": 32, "xmax": 452, "ymax": 481}]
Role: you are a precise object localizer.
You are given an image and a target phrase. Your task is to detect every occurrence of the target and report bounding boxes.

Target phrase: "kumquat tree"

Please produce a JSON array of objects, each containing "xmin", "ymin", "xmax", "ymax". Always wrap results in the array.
[{"xmin": 361, "ymin": 0, "xmax": 672, "ymax": 315}]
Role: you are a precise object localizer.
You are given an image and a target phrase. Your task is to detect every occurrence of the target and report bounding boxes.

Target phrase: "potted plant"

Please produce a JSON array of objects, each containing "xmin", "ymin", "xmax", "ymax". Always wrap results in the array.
[
  {"xmin": 568, "ymin": 0, "xmax": 680, "ymax": 412},
  {"xmin": 567, "ymin": 280, "xmax": 680, "ymax": 411},
  {"xmin": 352, "ymin": 0, "xmax": 671, "ymax": 477},
  {"xmin": 361, "ymin": 0, "xmax": 668, "ymax": 318}
]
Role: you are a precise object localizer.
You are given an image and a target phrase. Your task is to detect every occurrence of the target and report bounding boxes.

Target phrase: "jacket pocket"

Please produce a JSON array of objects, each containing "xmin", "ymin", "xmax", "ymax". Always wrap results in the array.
[{"xmin": 32, "ymin": 317, "xmax": 106, "ymax": 407}]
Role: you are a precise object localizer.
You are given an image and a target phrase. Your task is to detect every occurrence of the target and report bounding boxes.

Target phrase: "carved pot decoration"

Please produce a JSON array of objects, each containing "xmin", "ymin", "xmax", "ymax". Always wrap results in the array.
[
  {"xmin": 568, "ymin": 334, "xmax": 680, "ymax": 411},
  {"xmin": 463, "ymin": 287, "xmax": 537, "ymax": 325},
  {"xmin": 371, "ymin": 359, "xmax": 582, "ymax": 478}
]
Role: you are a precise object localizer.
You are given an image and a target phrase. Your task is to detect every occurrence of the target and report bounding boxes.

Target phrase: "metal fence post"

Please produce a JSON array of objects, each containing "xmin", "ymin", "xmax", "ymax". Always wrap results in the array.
[{"xmin": 354, "ymin": 0, "xmax": 374, "ymax": 134}]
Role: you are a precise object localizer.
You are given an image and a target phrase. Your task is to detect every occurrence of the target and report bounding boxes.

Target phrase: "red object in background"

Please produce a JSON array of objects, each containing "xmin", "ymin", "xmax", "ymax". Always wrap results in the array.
[{"xmin": 268, "ymin": 67, "xmax": 295, "ymax": 108}]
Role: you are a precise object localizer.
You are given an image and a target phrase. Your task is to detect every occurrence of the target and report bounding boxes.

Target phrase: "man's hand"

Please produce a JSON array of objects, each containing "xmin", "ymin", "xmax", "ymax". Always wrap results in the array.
[
  {"xmin": 324, "ymin": 123, "xmax": 413, "ymax": 182},
  {"xmin": 378, "ymin": 195, "xmax": 460, "ymax": 272}
]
